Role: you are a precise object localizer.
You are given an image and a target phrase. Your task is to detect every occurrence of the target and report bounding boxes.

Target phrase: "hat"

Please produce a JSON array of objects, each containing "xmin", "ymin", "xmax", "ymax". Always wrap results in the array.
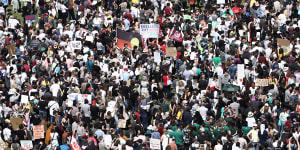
[
  {"xmin": 124, "ymin": 68, "xmax": 128, "ymax": 71},
  {"xmin": 267, "ymin": 93, "xmax": 272, "ymax": 96},
  {"xmin": 200, "ymin": 127, "xmax": 205, "ymax": 132},
  {"xmin": 76, "ymin": 55, "xmax": 83, "ymax": 60},
  {"xmin": 133, "ymin": 137, "xmax": 139, "ymax": 142},
  {"xmin": 253, "ymin": 124, "xmax": 257, "ymax": 127},
  {"xmin": 11, "ymin": 70, "xmax": 17, "ymax": 74},
  {"xmin": 248, "ymin": 111, "xmax": 254, "ymax": 117},
  {"xmin": 264, "ymin": 103, "xmax": 269, "ymax": 107}
]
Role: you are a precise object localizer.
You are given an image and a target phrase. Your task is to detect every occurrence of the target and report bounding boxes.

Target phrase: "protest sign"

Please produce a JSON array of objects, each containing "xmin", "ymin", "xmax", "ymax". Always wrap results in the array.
[
  {"xmin": 118, "ymin": 119, "xmax": 126, "ymax": 128},
  {"xmin": 166, "ymin": 47, "xmax": 177, "ymax": 57},
  {"xmin": 10, "ymin": 117, "xmax": 23, "ymax": 130},
  {"xmin": 21, "ymin": 95, "xmax": 29, "ymax": 104},
  {"xmin": 255, "ymin": 79, "xmax": 269, "ymax": 87},
  {"xmin": 237, "ymin": 64, "xmax": 245, "ymax": 85},
  {"xmin": 217, "ymin": 0, "xmax": 225, "ymax": 4},
  {"xmin": 154, "ymin": 51, "xmax": 161, "ymax": 64},
  {"xmin": 78, "ymin": 94, "xmax": 92, "ymax": 104},
  {"xmin": 20, "ymin": 140, "xmax": 33, "ymax": 150},
  {"xmin": 25, "ymin": 15, "xmax": 36, "ymax": 23},
  {"xmin": 33, "ymin": 125, "xmax": 44, "ymax": 139},
  {"xmin": 140, "ymin": 24, "xmax": 160, "ymax": 38},
  {"xmin": 150, "ymin": 138, "xmax": 161, "ymax": 150},
  {"xmin": 70, "ymin": 41, "xmax": 82, "ymax": 50},
  {"xmin": 277, "ymin": 38, "xmax": 290, "ymax": 53},
  {"xmin": 103, "ymin": 134, "xmax": 112, "ymax": 147}
]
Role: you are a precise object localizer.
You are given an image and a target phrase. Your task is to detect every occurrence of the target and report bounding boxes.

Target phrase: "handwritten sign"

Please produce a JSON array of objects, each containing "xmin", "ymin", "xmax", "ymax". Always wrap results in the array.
[
  {"xmin": 20, "ymin": 140, "xmax": 33, "ymax": 150},
  {"xmin": 166, "ymin": 47, "xmax": 177, "ymax": 57},
  {"xmin": 255, "ymin": 79, "xmax": 269, "ymax": 87},
  {"xmin": 140, "ymin": 24, "xmax": 159, "ymax": 38},
  {"xmin": 25, "ymin": 15, "xmax": 36, "ymax": 23},
  {"xmin": 118, "ymin": 119, "xmax": 126, "ymax": 128},
  {"xmin": 21, "ymin": 95, "xmax": 29, "ymax": 104},
  {"xmin": 150, "ymin": 138, "xmax": 161, "ymax": 150},
  {"xmin": 33, "ymin": 125, "xmax": 44, "ymax": 139}
]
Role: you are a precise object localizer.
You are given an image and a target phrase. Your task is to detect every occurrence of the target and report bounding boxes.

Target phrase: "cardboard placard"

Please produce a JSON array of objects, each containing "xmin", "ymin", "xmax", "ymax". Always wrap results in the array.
[
  {"xmin": 118, "ymin": 119, "xmax": 126, "ymax": 128},
  {"xmin": 150, "ymin": 138, "xmax": 161, "ymax": 150},
  {"xmin": 277, "ymin": 38, "xmax": 290, "ymax": 53},
  {"xmin": 33, "ymin": 125, "xmax": 44, "ymax": 139},
  {"xmin": 20, "ymin": 140, "xmax": 33, "ymax": 150},
  {"xmin": 7, "ymin": 44, "xmax": 16, "ymax": 55},
  {"xmin": 166, "ymin": 47, "xmax": 177, "ymax": 57},
  {"xmin": 10, "ymin": 117, "xmax": 23, "ymax": 130},
  {"xmin": 255, "ymin": 79, "xmax": 269, "ymax": 87}
]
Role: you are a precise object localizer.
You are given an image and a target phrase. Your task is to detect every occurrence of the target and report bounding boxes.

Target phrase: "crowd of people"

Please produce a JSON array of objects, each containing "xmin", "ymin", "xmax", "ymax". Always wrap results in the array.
[{"xmin": 0, "ymin": 0, "xmax": 299, "ymax": 149}]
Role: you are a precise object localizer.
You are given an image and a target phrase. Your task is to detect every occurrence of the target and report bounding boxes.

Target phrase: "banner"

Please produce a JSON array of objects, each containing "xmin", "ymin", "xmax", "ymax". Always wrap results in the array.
[
  {"xmin": 140, "ymin": 24, "xmax": 159, "ymax": 38},
  {"xmin": 166, "ymin": 47, "xmax": 177, "ymax": 57},
  {"xmin": 71, "ymin": 136, "xmax": 81, "ymax": 150},
  {"xmin": 118, "ymin": 119, "xmax": 126, "ymax": 128},
  {"xmin": 168, "ymin": 28, "xmax": 183, "ymax": 43},
  {"xmin": 150, "ymin": 138, "xmax": 161, "ymax": 150},
  {"xmin": 255, "ymin": 79, "xmax": 269, "ymax": 87},
  {"xmin": 33, "ymin": 125, "xmax": 44, "ymax": 139},
  {"xmin": 117, "ymin": 29, "xmax": 142, "ymax": 49},
  {"xmin": 20, "ymin": 140, "xmax": 33, "ymax": 150},
  {"xmin": 25, "ymin": 15, "xmax": 36, "ymax": 23}
]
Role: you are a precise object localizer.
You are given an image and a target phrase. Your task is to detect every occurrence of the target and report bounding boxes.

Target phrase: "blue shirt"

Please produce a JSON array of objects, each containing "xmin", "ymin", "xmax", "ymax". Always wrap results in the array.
[
  {"xmin": 60, "ymin": 144, "xmax": 69, "ymax": 150},
  {"xmin": 122, "ymin": 71, "xmax": 130, "ymax": 81}
]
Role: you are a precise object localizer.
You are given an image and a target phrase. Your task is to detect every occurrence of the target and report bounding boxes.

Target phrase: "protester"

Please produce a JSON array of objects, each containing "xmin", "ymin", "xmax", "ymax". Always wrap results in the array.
[{"xmin": 0, "ymin": 0, "xmax": 299, "ymax": 150}]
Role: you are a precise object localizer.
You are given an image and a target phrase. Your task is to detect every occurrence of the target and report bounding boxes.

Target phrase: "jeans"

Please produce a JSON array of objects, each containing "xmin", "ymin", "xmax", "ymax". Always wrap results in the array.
[
  {"xmin": 251, "ymin": 142, "xmax": 260, "ymax": 150},
  {"xmin": 39, "ymin": 110, "xmax": 47, "ymax": 121}
]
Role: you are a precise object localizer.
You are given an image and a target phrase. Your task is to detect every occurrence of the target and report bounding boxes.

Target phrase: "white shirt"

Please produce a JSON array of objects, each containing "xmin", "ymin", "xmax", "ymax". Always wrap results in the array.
[
  {"xmin": 50, "ymin": 83, "xmax": 60, "ymax": 97},
  {"xmin": 199, "ymin": 106, "xmax": 208, "ymax": 120},
  {"xmin": 246, "ymin": 117, "xmax": 256, "ymax": 127}
]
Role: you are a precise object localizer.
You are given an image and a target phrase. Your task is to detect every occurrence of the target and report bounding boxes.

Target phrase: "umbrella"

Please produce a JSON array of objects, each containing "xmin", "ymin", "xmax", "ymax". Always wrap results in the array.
[
  {"xmin": 231, "ymin": 7, "xmax": 242, "ymax": 14},
  {"xmin": 222, "ymin": 84, "xmax": 239, "ymax": 92}
]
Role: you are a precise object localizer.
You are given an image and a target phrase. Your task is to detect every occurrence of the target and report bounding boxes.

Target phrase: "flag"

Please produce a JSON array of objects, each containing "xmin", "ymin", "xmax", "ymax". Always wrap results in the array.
[
  {"xmin": 168, "ymin": 28, "xmax": 183, "ymax": 43},
  {"xmin": 117, "ymin": 29, "xmax": 142, "ymax": 50},
  {"xmin": 71, "ymin": 136, "xmax": 81, "ymax": 150}
]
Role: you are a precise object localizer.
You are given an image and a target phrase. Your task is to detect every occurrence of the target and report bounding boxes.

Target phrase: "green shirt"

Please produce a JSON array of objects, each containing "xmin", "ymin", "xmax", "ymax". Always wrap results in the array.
[
  {"xmin": 213, "ymin": 57, "xmax": 222, "ymax": 67},
  {"xmin": 168, "ymin": 130, "xmax": 184, "ymax": 146},
  {"xmin": 213, "ymin": 128, "xmax": 222, "ymax": 140},
  {"xmin": 242, "ymin": 126, "xmax": 252, "ymax": 136},
  {"xmin": 192, "ymin": 123, "xmax": 200, "ymax": 132}
]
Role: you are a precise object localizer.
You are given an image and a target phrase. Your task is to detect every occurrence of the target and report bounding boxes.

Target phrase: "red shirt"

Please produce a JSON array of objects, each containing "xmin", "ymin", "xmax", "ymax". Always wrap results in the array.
[
  {"xmin": 163, "ymin": 75, "xmax": 170, "ymax": 86},
  {"xmin": 164, "ymin": 6, "xmax": 172, "ymax": 16}
]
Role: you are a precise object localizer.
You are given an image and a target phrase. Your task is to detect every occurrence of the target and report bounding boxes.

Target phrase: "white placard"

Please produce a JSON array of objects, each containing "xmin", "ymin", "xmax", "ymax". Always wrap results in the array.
[
  {"xmin": 140, "ymin": 24, "xmax": 160, "ymax": 38},
  {"xmin": 78, "ymin": 94, "xmax": 92, "ymax": 104},
  {"xmin": 237, "ymin": 64, "xmax": 245, "ymax": 85},
  {"xmin": 70, "ymin": 41, "xmax": 82, "ymax": 50},
  {"xmin": 154, "ymin": 51, "xmax": 161, "ymax": 64},
  {"xmin": 217, "ymin": 0, "xmax": 225, "ymax": 4},
  {"xmin": 21, "ymin": 95, "xmax": 29, "ymax": 104},
  {"xmin": 150, "ymin": 138, "xmax": 161, "ymax": 150}
]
